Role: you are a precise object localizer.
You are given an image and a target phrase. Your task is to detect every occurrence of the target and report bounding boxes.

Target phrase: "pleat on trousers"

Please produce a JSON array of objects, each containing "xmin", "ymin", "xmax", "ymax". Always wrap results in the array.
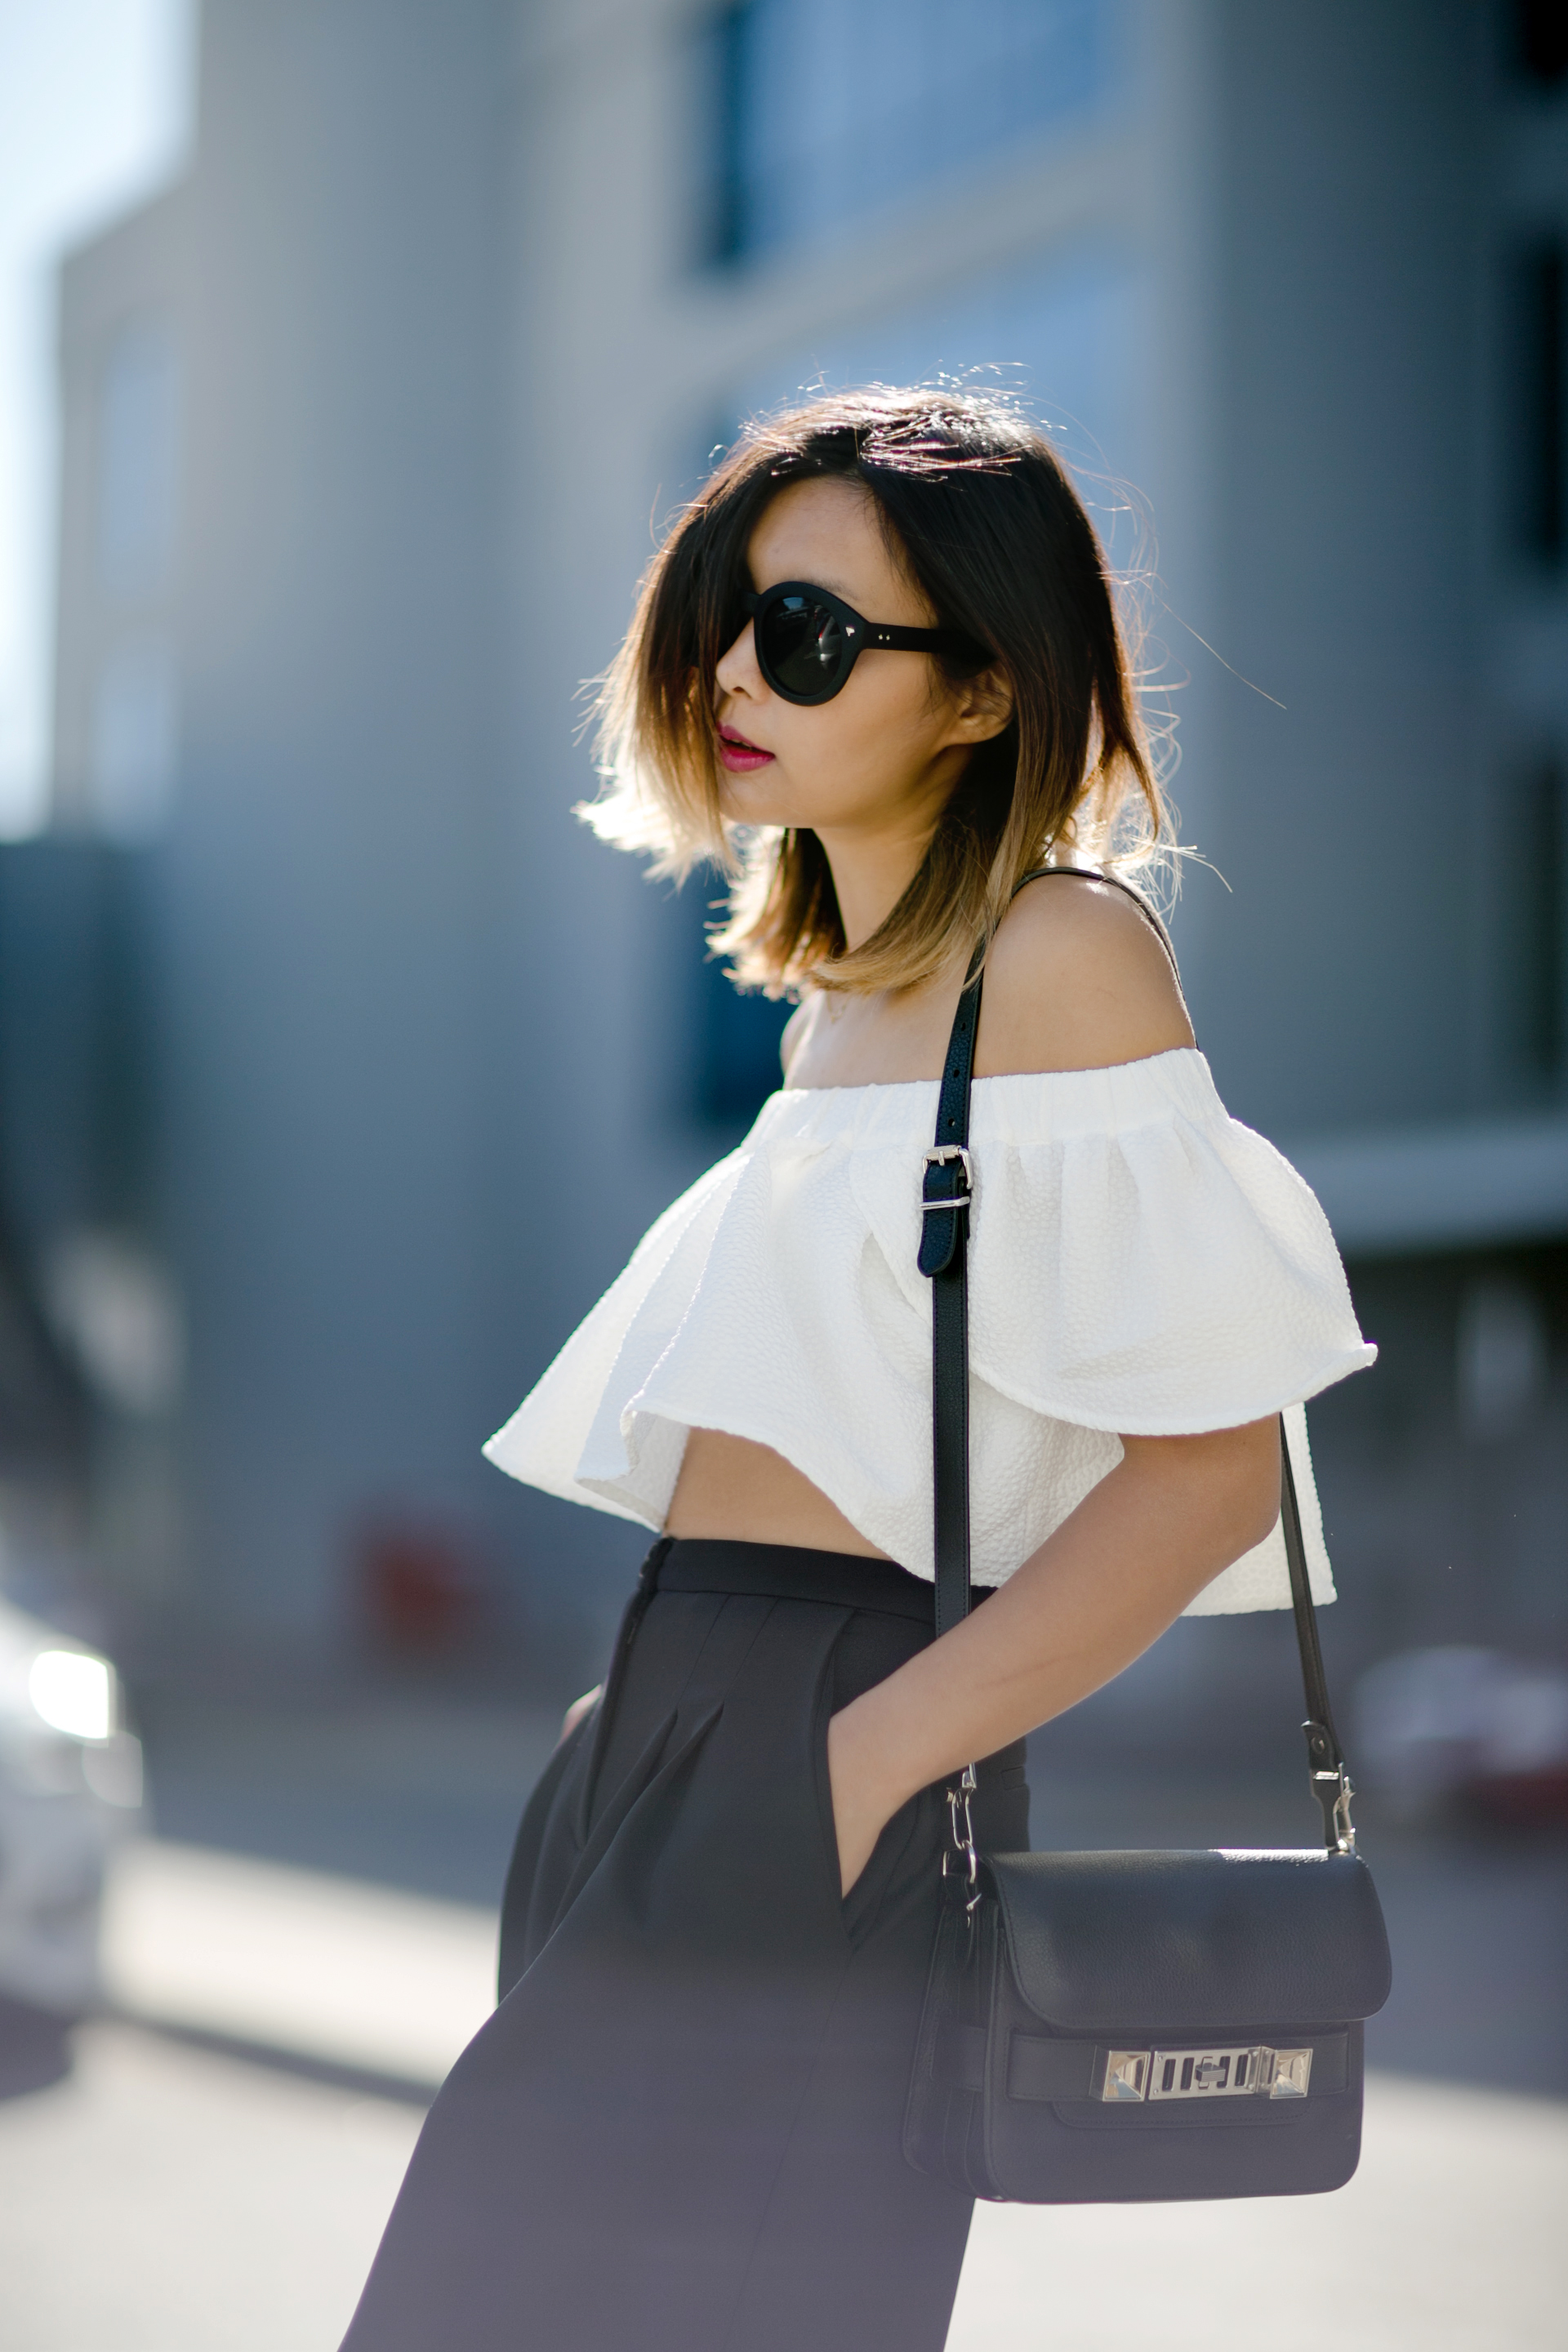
[{"xmin": 339, "ymin": 1536, "xmax": 1028, "ymax": 2352}]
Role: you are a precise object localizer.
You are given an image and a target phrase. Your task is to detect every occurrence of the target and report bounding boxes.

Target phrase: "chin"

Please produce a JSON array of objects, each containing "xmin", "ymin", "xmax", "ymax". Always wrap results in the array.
[{"xmin": 719, "ymin": 775, "xmax": 800, "ymax": 827}]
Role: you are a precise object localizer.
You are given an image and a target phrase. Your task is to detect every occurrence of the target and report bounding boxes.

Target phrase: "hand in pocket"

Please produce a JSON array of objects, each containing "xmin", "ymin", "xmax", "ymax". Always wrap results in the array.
[
  {"xmin": 825, "ymin": 1705, "xmax": 899, "ymax": 1897},
  {"xmin": 558, "ymin": 1685, "xmax": 602, "ymax": 1746}
]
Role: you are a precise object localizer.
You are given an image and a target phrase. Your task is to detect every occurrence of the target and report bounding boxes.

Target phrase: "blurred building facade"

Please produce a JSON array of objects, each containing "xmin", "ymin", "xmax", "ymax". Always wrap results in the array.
[{"xmin": 17, "ymin": 0, "xmax": 1567, "ymax": 1676}]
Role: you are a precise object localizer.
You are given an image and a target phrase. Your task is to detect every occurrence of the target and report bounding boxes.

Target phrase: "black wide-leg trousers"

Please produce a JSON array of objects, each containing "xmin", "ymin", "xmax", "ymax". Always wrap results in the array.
[{"xmin": 340, "ymin": 1537, "xmax": 1027, "ymax": 2352}]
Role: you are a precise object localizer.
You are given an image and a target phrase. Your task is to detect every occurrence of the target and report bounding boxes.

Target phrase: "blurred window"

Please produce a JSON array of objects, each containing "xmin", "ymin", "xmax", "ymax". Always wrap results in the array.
[
  {"xmin": 1512, "ymin": 0, "xmax": 1568, "ymax": 87},
  {"xmin": 1456, "ymin": 1274, "xmax": 1549, "ymax": 1438},
  {"xmin": 1513, "ymin": 750, "xmax": 1566, "ymax": 1082},
  {"xmin": 1505, "ymin": 235, "xmax": 1566, "ymax": 572},
  {"xmin": 0, "ymin": 839, "xmax": 154, "ymax": 1254},
  {"xmin": 698, "ymin": 0, "xmax": 1114, "ymax": 267},
  {"xmin": 95, "ymin": 317, "xmax": 180, "ymax": 602}
]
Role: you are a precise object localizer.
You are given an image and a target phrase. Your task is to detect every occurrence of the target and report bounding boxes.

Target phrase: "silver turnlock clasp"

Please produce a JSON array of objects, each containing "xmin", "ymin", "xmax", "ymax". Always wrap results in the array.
[{"xmin": 1101, "ymin": 2043, "xmax": 1315, "ymax": 2104}]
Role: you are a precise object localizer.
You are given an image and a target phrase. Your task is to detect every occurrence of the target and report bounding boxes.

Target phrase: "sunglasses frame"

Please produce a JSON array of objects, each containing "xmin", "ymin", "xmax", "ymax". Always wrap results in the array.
[{"xmin": 740, "ymin": 581, "xmax": 989, "ymax": 706}]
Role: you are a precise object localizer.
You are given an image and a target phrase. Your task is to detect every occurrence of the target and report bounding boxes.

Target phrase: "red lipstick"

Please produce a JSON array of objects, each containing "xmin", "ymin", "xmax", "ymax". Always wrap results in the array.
[{"xmin": 716, "ymin": 723, "xmax": 775, "ymax": 773}]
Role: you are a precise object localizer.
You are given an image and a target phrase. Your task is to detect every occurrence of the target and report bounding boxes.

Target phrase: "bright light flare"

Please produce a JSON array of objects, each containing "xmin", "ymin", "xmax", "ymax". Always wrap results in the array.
[{"xmin": 28, "ymin": 1649, "xmax": 113, "ymax": 1742}]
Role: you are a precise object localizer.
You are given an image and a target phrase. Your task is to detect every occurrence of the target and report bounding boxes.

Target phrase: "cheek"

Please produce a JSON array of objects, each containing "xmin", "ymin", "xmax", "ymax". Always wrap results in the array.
[
  {"xmin": 777, "ymin": 706, "xmax": 893, "ymax": 802},
  {"xmin": 831, "ymin": 666, "xmax": 943, "ymax": 768}
]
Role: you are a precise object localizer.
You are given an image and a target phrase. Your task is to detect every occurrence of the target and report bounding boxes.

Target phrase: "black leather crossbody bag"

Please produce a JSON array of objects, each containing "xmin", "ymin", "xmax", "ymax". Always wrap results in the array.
[{"xmin": 902, "ymin": 875, "xmax": 1392, "ymax": 2203}]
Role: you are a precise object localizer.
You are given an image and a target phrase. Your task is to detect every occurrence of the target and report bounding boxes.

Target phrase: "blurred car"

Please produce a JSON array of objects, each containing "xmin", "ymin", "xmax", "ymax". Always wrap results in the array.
[
  {"xmin": 0, "ymin": 1593, "xmax": 144, "ymax": 2016},
  {"xmin": 1353, "ymin": 1645, "xmax": 1568, "ymax": 1827}
]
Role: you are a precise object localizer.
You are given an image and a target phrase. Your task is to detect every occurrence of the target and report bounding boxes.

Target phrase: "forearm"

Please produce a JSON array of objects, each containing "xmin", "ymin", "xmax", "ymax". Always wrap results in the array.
[{"xmin": 829, "ymin": 1420, "xmax": 1281, "ymax": 1842}]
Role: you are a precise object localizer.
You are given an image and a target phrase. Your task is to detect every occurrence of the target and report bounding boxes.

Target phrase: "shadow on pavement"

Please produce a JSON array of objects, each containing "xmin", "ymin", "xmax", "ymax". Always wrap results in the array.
[{"xmin": 117, "ymin": 2013, "xmax": 437, "ymax": 2109}]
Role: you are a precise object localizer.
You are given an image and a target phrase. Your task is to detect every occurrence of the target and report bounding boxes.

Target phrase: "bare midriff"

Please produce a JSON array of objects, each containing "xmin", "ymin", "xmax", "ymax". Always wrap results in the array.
[{"xmin": 663, "ymin": 1428, "xmax": 893, "ymax": 1559}]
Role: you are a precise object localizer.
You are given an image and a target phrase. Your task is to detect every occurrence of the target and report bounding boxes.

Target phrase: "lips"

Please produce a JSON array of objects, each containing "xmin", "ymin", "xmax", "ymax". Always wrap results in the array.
[{"xmin": 716, "ymin": 723, "xmax": 775, "ymax": 773}]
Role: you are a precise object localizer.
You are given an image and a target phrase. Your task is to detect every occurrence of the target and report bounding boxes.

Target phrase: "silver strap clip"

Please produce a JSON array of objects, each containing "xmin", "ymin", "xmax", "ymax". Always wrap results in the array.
[{"xmin": 941, "ymin": 1762, "xmax": 982, "ymax": 1913}]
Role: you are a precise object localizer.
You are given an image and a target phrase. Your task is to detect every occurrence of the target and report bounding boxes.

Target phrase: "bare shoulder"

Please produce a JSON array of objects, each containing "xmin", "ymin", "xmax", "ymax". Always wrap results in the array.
[{"xmin": 975, "ymin": 875, "xmax": 1195, "ymax": 1076}]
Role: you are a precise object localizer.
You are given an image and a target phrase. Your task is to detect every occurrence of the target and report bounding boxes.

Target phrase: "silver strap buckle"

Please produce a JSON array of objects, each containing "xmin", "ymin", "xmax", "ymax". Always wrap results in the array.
[{"xmin": 921, "ymin": 1144, "xmax": 974, "ymax": 1214}]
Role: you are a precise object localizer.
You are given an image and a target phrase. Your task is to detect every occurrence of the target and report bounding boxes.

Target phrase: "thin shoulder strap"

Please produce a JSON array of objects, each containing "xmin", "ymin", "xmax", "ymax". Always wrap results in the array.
[
  {"xmin": 918, "ymin": 922, "xmax": 1356, "ymax": 1851},
  {"xmin": 1010, "ymin": 862, "xmax": 1182, "ymax": 985},
  {"xmin": 916, "ymin": 934, "xmax": 986, "ymax": 1638}
]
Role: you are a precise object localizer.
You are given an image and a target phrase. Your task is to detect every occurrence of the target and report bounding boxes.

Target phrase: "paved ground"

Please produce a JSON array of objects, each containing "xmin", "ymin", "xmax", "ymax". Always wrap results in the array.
[
  {"xmin": 0, "ymin": 1683, "xmax": 1561, "ymax": 2350},
  {"xmin": 0, "ymin": 2013, "xmax": 421, "ymax": 2352},
  {"xmin": 2, "ymin": 2020, "xmax": 1564, "ymax": 2352},
  {"xmin": 103, "ymin": 1842, "xmax": 497, "ymax": 2087}
]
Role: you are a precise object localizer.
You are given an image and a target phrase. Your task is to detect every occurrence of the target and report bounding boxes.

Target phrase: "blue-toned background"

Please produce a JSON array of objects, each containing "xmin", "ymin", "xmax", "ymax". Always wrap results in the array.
[{"xmin": 0, "ymin": 7, "xmax": 1564, "ymax": 2342}]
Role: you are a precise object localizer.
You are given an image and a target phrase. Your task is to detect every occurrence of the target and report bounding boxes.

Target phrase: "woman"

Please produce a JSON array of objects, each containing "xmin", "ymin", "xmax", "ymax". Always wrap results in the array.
[{"xmin": 341, "ymin": 390, "xmax": 1373, "ymax": 2351}]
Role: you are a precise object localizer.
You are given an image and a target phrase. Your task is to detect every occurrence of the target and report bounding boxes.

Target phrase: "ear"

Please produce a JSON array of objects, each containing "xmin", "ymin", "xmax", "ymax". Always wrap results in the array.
[{"xmin": 942, "ymin": 663, "xmax": 1014, "ymax": 748}]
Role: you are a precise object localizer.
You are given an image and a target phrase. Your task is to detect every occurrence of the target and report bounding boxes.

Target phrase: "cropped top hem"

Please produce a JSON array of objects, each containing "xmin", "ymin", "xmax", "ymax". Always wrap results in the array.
[
  {"xmin": 927, "ymin": 1349, "xmax": 1371, "ymax": 1444},
  {"xmin": 484, "ymin": 1049, "xmax": 1374, "ymax": 1610}
]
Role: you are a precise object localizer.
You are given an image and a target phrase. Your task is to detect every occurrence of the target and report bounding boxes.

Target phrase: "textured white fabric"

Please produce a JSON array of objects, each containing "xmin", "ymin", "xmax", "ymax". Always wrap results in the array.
[{"xmin": 484, "ymin": 1050, "xmax": 1374, "ymax": 1611}]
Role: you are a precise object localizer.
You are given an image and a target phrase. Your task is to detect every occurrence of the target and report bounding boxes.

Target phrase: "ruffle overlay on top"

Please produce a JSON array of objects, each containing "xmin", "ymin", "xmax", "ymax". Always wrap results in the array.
[{"xmin": 484, "ymin": 1049, "xmax": 1374, "ymax": 1612}]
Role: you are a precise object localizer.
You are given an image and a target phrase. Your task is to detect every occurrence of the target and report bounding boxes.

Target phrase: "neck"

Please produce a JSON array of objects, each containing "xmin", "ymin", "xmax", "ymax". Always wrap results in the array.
[
  {"xmin": 817, "ymin": 778, "xmax": 959, "ymax": 952},
  {"xmin": 817, "ymin": 835, "xmax": 923, "ymax": 953}
]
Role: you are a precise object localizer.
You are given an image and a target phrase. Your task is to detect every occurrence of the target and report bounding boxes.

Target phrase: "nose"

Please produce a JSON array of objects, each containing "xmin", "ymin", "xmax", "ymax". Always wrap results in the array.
[{"xmin": 715, "ymin": 617, "xmax": 762, "ymax": 703}]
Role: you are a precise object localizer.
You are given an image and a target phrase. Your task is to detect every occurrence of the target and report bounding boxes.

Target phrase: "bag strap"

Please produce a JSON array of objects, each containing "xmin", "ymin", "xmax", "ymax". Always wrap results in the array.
[
  {"xmin": 919, "ymin": 865, "xmax": 1356, "ymax": 1852},
  {"xmin": 1281, "ymin": 1433, "xmax": 1356, "ymax": 1850}
]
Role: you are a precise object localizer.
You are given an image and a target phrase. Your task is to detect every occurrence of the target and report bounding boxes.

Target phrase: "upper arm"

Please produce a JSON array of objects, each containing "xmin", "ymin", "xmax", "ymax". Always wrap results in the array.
[
  {"xmin": 1117, "ymin": 1418, "xmax": 1282, "ymax": 1562},
  {"xmin": 974, "ymin": 878, "xmax": 1194, "ymax": 1076}
]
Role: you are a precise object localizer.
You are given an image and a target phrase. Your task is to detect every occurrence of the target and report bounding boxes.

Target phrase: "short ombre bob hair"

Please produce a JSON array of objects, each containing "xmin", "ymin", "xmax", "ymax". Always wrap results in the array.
[{"xmin": 585, "ymin": 386, "xmax": 1169, "ymax": 996}]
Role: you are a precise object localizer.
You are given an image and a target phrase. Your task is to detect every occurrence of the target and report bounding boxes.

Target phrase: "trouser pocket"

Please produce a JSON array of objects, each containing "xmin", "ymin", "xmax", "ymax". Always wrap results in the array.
[{"xmin": 812, "ymin": 1645, "xmax": 933, "ymax": 1951}]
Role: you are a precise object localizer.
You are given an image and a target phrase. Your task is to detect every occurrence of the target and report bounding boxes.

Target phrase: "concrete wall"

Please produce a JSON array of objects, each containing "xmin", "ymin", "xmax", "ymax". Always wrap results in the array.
[{"xmin": 52, "ymin": 0, "xmax": 544, "ymax": 1640}]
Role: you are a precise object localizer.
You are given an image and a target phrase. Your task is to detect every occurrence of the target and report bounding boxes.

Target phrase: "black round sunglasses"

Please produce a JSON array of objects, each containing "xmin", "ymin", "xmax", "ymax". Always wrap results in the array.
[{"xmin": 740, "ymin": 581, "xmax": 990, "ymax": 706}]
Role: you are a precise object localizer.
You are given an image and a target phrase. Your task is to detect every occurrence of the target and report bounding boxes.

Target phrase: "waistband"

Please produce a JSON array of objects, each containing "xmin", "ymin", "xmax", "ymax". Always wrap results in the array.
[{"xmin": 644, "ymin": 1537, "xmax": 996, "ymax": 1624}]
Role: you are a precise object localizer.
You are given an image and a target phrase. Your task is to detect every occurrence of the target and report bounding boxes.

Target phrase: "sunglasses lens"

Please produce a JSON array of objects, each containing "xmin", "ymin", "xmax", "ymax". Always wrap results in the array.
[{"xmin": 760, "ymin": 595, "xmax": 849, "ymax": 701}]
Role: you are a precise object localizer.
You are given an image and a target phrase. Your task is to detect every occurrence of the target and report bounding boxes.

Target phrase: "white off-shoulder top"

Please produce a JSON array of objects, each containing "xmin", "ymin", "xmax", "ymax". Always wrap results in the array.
[{"xmin": 484, "ymin": 1049, "xmax": 1375, "ymax": 1613}]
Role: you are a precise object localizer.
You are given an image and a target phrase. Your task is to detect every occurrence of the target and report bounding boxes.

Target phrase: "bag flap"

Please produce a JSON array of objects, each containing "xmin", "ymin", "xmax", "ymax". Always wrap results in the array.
[{"xmin": 987, "ymin": 1848, "xmax": 1392, "ymax": 2032}]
